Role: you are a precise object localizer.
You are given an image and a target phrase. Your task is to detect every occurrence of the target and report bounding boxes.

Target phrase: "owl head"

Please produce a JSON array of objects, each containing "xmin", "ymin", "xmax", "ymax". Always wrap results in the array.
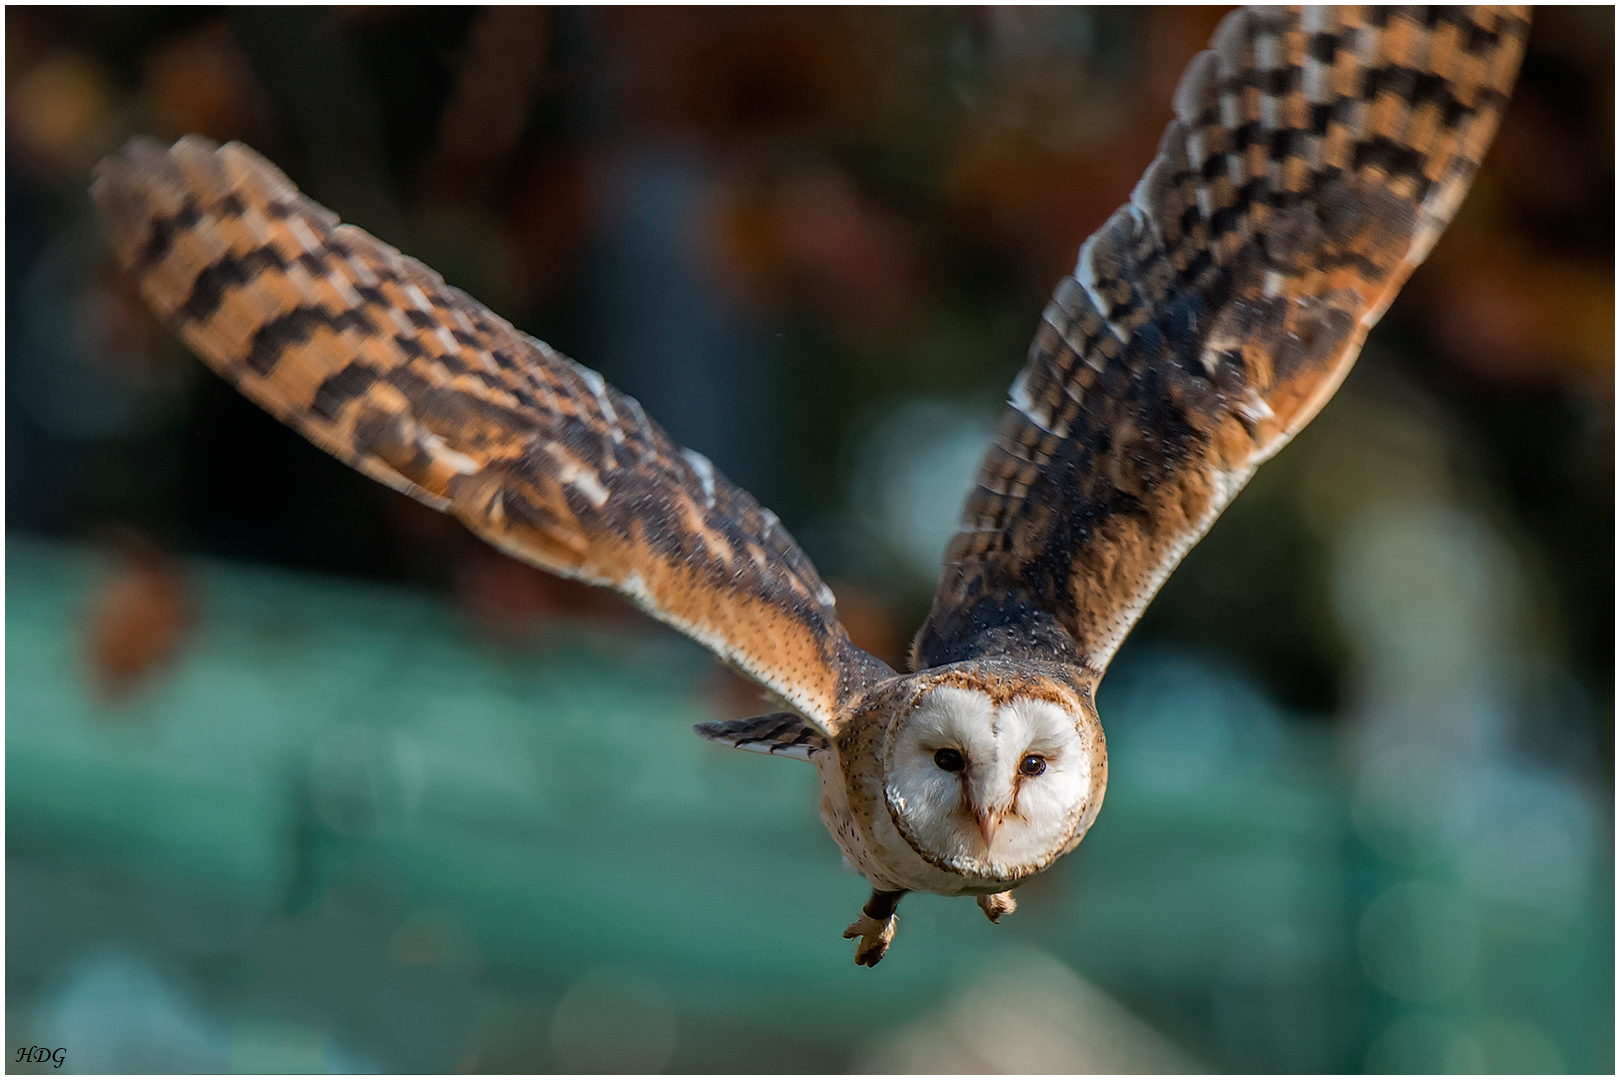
[{"xmin": 882, "ymin": 677, "xmax": 1107, "ymax": 883}]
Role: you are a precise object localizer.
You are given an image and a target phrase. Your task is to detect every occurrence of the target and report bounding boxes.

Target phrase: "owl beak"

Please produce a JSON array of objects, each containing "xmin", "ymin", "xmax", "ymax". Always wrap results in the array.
[{"xmin": 976, "ymin": 809, "xmax": 1002, "ymax": 850}]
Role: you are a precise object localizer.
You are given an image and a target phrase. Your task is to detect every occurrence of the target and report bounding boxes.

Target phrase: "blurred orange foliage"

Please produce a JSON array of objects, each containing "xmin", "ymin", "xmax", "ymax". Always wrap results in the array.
[
  {"xmin": 143, "ymin": 21, "xmax": 271, "ymax": 145},
  {"xmin": 8, "ymin": 49, "xmax": 112, "ymax": 178},
  {"xmin": 84, "ymin": 540, "xmax": 194, "ymax": 704}
]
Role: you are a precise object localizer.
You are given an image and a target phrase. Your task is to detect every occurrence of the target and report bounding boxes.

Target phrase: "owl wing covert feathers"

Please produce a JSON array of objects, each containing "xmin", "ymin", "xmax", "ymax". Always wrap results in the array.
[
  {"xmin": 92, "ymin": 136, "xmax": 895, "ymax": 735},
  {"xmin": 914, "ymin": 5, "xmax": 1530, "ymax": 674},
  {"xmin": 693, "ymin": 712, "xmax": 830, "ymax": 761}
]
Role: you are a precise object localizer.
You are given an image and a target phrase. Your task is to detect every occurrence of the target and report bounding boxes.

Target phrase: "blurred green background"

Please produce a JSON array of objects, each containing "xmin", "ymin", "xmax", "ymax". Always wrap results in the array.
[{"xmin": 6, "ymin": 6, "xmax": 1613, "ymax": 1074}]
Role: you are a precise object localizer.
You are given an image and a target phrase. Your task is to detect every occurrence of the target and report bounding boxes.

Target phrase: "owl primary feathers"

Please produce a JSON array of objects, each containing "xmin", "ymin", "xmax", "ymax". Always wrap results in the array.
[{"xmin": 93, "ymin": 6, "xmax": 1528, "ymax": 965}]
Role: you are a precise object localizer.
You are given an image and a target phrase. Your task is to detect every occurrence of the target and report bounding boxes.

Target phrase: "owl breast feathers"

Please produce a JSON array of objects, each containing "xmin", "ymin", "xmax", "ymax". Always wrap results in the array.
[{"xmin": 92, "ymin": 5, "xmax": 1528, "ymax": 966}]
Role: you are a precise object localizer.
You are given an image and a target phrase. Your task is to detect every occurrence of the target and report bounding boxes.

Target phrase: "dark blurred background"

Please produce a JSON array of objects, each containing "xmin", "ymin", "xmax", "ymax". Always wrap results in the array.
[{"xmin": 6, "ymin": 6, "xmax": 1612, "ymax": 1073}]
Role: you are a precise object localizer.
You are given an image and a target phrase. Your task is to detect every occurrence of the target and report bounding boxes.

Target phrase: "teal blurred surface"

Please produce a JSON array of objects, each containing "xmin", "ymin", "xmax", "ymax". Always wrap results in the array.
[{"xmin": 6, "ymin": 535, "xmax": 1611, "ymax": 1072}]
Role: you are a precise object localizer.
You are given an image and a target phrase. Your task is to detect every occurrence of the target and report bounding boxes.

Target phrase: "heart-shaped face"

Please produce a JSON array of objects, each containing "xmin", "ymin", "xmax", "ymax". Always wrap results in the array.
[{"xmin": 882, "ymin": 683, "xmax": 1106, "ymax": 882}]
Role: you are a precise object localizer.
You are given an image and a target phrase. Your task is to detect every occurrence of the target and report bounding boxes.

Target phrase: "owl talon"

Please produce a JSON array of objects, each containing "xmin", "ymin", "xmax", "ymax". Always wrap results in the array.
[
  {"xmin": 845, "ymin": 888, "xmax": 905, "ymax": 966},
  {"xmin": 977, "ymin": 891, "xmax": 1016, "ymax": 923},
  {"xmin": 843, "ymin": 912, "xmax": 897, "ymax": 966}
]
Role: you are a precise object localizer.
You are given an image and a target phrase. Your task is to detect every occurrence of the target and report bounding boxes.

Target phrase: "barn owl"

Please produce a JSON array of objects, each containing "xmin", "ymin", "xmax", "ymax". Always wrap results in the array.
[{"xmin": 93, "ymin": 6, "xmax": 1528, "ymax": 965}]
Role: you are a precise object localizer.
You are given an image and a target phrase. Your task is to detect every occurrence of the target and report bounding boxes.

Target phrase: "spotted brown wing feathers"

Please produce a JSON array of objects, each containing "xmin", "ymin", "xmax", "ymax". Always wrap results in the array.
[
  {"xmin": 93, "ymin": 135, "xmax": 893, "ymax": 733},
  {"xmin": 915, "ymin": 6, "xmax": 1530, "ymax": 673}
]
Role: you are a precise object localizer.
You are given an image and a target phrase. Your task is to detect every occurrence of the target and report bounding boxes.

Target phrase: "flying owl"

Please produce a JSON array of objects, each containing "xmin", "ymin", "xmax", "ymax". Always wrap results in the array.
[{"xmin": 93, "ymin": 6, "xmax": 1528, "ymax": 965}]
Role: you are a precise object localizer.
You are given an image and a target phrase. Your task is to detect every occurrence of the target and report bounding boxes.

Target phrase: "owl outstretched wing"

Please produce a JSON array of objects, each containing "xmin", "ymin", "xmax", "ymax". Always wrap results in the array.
[
  {"xmin": 914, "ymin": 5, "xmax": 1529, "ymax": 673},
  {"xmin": 93, "ymin": 136, "xmax": 894, "ymax": 734}
]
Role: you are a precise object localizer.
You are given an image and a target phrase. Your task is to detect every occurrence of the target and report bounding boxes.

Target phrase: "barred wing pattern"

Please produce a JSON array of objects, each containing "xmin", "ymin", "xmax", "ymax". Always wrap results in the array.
[
  {"xmin": 93, "ymin": 136, "xmax": 893, "ymax": 733},
  {"xmin": 915, "ymin": 6, "xmax": 1529, "ymax": 673}
]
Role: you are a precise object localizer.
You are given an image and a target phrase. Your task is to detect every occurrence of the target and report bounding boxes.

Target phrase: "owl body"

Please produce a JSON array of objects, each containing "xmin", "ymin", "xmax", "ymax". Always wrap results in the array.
[{"xmin": 91, "ymin": 6, "xmax": 1528, "ymax": 965}]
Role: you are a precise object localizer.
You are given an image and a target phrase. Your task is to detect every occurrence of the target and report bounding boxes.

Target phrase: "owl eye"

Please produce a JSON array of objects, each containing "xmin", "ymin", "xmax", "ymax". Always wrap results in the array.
[
  {"xmin": 1018, "ymin": 754, "xmax": 1047, "ymax": 777},
  {"xmin": 933, "ymin": 748, "xmax": 966, "ymax": 772}
]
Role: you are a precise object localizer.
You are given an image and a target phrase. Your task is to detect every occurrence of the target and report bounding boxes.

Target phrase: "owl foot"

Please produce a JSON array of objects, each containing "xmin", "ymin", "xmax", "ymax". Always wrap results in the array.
[
  {"xmin": 843, "ymin": 912, "xmax": 896, "ymax": 966},
  {"xmin": 844, "ymin": 888, "xmax": 905, "ymax": 967},
  {"xmin": 977, "ymin": 891, "xmax": 1017, "ymax": 923}
]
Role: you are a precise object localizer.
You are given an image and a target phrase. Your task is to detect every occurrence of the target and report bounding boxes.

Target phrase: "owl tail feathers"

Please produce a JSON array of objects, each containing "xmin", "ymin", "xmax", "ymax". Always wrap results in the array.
[{"xmin": 693, "ymin": 712, "xmax": 828, "ymax": 762}]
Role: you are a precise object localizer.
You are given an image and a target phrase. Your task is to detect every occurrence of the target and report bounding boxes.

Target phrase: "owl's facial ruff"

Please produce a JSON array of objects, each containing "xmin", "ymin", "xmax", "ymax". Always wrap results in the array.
[{"xmin": 881, "ymin": 681, "xmax": 1105, "ymax": 883}]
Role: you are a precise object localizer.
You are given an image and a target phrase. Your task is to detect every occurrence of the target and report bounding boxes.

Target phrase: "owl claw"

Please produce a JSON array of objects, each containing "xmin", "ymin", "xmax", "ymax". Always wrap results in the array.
[
  {"xmin": 977, "ymin": 891, "xmax": 1017, "ymax": 923},
  {"xmin": 845, "ymin": 888, "xmax": 905, "ymax": 967},
  {"xmin": 843, "ymin": 912, "xmax": 897, "ymax": 966}
]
